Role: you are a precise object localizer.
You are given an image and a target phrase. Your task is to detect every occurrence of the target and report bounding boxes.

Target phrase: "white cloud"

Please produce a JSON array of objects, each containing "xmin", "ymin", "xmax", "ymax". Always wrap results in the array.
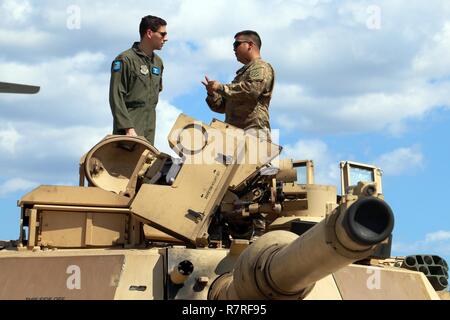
[
  {"xmin": 0, "ymin": 28, "xmax": 52, "ymax": 49},
  {"xmin": 0, "ymin": 0, "xmax": 447, "ymax": 182},
  {"xmin": 374, "ymin": 146, "xmax": 424, "ymax": 176},
  {"xmin": 413, "ymin": 22, "xmax": 450, "ymax": 78},
  {"xmin": 170, "ymin": 0, "xmax": 324, "ymax": 40},
  {"xmin": 270, "ymin": 141, "xmax": 426, "ymax": 187},
  {"xmin": 281, "ymin": 139, "xmax": 341, "ymax": 185},
  {"xmin": 1, "ymin": 0, "xmax": 449, "ymax": 136},
  {"xmin": 393, "ymin": 231, "xmax": 450, "ymax": 259},
  {"xmin": 426, "ymin": 231, "xmax": 450, "ymax": 243},
  {"xmin": 0, "ymin": 178, "xmax": 38, "ymax": 198},
  {"xmin": 0, "ymin": 51, "xmax": 110, "ymax": 127},
  {"xmin": 0, "ymin": 51, "xmax": 107, "ymax": 89},
  {"xmin": 201, "ymin": 37, "xmax": 235, "ymax": 63},
  {"xmin": 26, "ymin": 125, "xmax": 112, "ymax": 159},
  {"xmin": 0, "ymin": 125, "xmax": 20, "ymax": 155},
  {"xmin": 1, "ymin": 0, "xmax": 32, "ymax": 24},
  {"xmin": 155, "ymin": 100, "xmax": 183, "ymax": 157},
  {"xmin": 0, "ymin": 122, "xmax": 111, "ymax": 182},
  {"xmin": 264, "ymin": 2, "xmax": 450, "ymax": 134},
  {"xmin": 0, "ymin": 98, "xmax": 181, "ymax": 184},
  {"xmin": 272, "ymin": 75, "xmax": 450, "ymax": 135}
]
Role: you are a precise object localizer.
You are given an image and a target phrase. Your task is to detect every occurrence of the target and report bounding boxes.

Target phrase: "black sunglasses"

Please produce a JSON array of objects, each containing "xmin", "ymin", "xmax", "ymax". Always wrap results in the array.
[
  {"xmin": 154, "ymin": 31, "xmax": 167, "ymax": 37},
  {"xmin": 233, "ymin": 40, "xmax": 252, "ymax": 50}
]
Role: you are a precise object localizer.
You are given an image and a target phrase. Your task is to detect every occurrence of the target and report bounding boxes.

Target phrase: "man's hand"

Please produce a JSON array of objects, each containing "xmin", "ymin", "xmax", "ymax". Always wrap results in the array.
[
  {"xmin": 126, "ymin": 128, "xmax": 138, "ymax": 137},
  {"xmin": 201, "ymin": 76, "xmax": 221, "ymax": 94}
]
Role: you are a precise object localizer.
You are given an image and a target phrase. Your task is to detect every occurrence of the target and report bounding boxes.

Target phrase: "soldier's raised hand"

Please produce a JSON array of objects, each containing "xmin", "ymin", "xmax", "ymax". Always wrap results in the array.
[{"xmin": 202, "ymin": 76, "xmax": 221, "ymax": 94}]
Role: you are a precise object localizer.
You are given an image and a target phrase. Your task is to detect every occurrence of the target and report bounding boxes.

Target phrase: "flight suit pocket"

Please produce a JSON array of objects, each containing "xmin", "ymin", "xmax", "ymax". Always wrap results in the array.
[
  {"xmin": 126, "ymin": 71, "xmax": 151, "ymax": 106},
  {"xmin": 131, "ymin": 70, "xmax": 150, "ymax": 88},
  {"xmin": 126, "ymin": 100, "xmax": 145, "ymax": 109}
]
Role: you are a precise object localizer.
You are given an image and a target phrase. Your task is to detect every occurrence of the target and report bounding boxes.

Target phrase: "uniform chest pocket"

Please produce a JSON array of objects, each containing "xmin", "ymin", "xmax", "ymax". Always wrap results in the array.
[
  {"xmin": 126, "ymin": 71, "xmax": 151, "ymax": 104},
  {"xmin": 131, "ymin": 70, "xmax": 151, "ymax": 88}
]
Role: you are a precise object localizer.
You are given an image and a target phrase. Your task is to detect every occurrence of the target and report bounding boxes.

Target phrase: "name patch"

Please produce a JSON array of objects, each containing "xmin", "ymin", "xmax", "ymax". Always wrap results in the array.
[{"xmin": 151, "ymin": 67, "xmax": 161, "ymax": 76}]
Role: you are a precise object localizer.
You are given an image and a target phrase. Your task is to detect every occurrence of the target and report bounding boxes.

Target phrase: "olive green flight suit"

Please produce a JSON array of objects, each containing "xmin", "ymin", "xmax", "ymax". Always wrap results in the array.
[
  {"xmin": 109, "ymin": 42, "xmax": 163, "ymax": 144},
  {"xmin": 206, "ymin": 58, "xmax": 275, "ymax": 131}
]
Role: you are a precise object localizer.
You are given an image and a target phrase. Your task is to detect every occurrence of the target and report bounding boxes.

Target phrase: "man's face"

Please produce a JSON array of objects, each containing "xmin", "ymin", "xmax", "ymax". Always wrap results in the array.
[
  {"xmin": 149, "ymin": 25, "xmax": 168, "ymax": 50},
  {"xmin": 233, "ymin": 35, "xmax": 252, "ymax": 64}
]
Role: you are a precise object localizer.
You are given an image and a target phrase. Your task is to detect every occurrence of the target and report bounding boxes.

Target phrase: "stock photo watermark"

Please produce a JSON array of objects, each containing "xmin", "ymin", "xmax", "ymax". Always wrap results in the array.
[
  {"xmin": 66, "ymin": 265, "xmax": 81, "ymax": 290},
  {"xmin": 66, "ymin": 5, "xmax": 81, "ymax": 30},
  {"xmin": 168, "ymin": 123, "xmax": 281, "ymax": 166},
  {"xmin": 366, "ymin": 266, "xmax": 381, "ymax": 290},
  {"xmin": 366, "ymin": 5, "xmax": 382, "ymax": 30}
]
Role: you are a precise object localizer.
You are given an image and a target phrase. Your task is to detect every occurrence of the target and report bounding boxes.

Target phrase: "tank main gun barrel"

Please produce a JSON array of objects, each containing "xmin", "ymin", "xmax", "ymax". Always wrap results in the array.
[{"xmin": 209, "ymin": 196, "xmax": 394, "ymax": 300}]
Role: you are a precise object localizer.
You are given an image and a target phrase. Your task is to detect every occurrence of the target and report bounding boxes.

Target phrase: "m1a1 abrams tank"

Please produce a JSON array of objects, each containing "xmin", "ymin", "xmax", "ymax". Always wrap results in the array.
[{"xmin": 0, "ymin": 113, "xmax": 448, "ymax": 300}]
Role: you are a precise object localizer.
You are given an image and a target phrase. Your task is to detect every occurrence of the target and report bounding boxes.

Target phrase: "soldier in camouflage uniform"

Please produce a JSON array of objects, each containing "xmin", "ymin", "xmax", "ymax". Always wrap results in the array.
[
  {"xmin": 109, "ymin": 15, "xmax": 168, "ymax": 144},
  {"xmin": 203, "ymin": 31, "xmax": 275, "ymax": 237},
  {"xmin": 202, "ymin": 30, "xmax": 275, "ymax": 136}
]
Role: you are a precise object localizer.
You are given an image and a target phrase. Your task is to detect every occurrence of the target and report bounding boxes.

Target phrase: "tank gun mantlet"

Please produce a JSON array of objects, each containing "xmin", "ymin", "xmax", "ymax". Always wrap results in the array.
[{"xmin": 209, "ymin": 193, "xmax": 395, "ymax": 300}]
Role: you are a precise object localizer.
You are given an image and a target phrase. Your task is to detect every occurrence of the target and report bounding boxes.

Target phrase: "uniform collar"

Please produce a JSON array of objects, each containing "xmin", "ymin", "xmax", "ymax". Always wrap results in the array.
[
  {"xmin": 236, "ymin": 57, "xmax": 261, "ymax": 75},
  {"xmin": 132, "ymin": 42, "xmax": 155, "ymax": 62}
]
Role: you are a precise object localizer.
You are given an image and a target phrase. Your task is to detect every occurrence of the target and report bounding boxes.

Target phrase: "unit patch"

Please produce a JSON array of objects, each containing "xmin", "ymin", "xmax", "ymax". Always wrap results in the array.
[
  {"xmin": 140, "ymin": 65, "xmax": 149, "ymax": 75},
  {"xmin": 151, "ymin": 67, "xmax": 161, "ymax": 76},
  {"xmin": 112, "ymin": 60, "xmax": 122, "ymax": 72},
  {"xmin": 249, "ymin": 67, "xmax": 264, "ymax": 80}
]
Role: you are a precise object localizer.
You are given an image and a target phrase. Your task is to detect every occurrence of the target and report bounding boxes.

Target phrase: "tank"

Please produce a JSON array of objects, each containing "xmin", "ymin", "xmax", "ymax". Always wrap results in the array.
[{"xmin": 0, "ymin": 113, "xmax": 448, "ymax": 300}]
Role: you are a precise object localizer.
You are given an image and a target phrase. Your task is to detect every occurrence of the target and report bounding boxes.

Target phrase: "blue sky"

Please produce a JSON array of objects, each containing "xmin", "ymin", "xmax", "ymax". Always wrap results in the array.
[{"xmin": 1, "ymin": 0, "xmax": 450, "ymax": 263}]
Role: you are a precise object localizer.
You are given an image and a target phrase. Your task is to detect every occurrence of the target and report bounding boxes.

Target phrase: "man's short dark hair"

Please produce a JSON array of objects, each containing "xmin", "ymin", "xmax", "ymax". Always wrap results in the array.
[
  {"xmin": 140, "ymin": 15, "xmax": 167, "ymax": 39},
  {"xmin": 235, "ymin": 30, "xmax": 262, "ymax": 49}
]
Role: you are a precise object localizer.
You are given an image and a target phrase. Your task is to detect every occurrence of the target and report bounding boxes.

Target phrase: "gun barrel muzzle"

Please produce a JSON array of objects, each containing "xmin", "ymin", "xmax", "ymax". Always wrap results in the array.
[{"xmin": 342, "ymin": 197, "xmax": 394, "ymax": 246}]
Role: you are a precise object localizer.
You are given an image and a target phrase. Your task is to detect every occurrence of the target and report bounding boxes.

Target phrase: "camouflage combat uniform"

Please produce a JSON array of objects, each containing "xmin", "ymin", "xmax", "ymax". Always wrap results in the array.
[
  {"xmin": 206, "ymin": 58, "xmax": 275, "ymax": 131},
  {"xmin": 109, "ymin": 42, "xmax": 163, "ymax": 144},
  {"xmin": 206, "ymin": 59, "xmax": 274, "ymax": 236}
]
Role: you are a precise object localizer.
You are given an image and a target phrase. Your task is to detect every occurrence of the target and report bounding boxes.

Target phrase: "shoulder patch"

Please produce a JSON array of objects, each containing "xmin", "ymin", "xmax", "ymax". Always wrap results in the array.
[
  {"xmin": 249, "ymin": 67, "xmax": 265, "ymax": 80},
  {"xmin": 112, "ymin": 60, "xmax": 122, "ymax": 72}
]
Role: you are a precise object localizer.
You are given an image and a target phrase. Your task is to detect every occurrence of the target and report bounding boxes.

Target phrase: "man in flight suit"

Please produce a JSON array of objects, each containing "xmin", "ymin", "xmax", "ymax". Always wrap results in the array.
[{"xmin": 109, "ymin": 15, "xmax": 168, "ymax": 144}]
